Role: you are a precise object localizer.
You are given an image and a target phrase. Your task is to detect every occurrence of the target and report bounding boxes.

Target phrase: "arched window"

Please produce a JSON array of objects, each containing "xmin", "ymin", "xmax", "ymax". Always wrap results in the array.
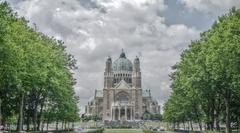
[{"xmin": 116, "ymin": 92, "xmax": 129, "ymax": 103}]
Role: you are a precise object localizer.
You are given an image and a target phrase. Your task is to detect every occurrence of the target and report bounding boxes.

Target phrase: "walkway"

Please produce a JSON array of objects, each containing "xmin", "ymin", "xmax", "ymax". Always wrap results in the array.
[{"xmin": 103, "ymin": 129, "xmax": 144, "ymax": 133}]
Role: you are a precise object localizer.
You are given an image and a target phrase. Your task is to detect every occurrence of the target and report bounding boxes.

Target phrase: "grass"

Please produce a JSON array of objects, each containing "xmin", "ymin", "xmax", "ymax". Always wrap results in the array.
[{"xmin": 103, "ymin": 129, "xmax": 144, "ymax": 133}]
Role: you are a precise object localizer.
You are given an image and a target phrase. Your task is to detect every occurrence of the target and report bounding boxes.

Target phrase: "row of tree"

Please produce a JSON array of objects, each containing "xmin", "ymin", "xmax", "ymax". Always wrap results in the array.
[
  {"xmin": 0, "ymin": 2, "xmax": 79, "ymax": 132},
  {"xmin": 163, "ymin": 8, "xmax": 240, "ymax": 133}
]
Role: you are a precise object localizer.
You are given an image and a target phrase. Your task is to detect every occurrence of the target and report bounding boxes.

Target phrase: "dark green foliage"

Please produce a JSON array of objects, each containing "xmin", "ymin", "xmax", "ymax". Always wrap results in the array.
[
  {"xmin": 163, "ymin": 7, "xmax": 240, "ymax": 133},
  {"xmin": 143, "ymin": 112, "xmax": 162, "ymax": 121},
  {"xmin": 85, "ymin": 129, "xmax": 104, "ymax": 133},
  {"xmin": 81, "ymin": 115, "xmax": 102, "ymax": 122},
  {"xmin": 0, "ymin": 2, "xmax": 79, "ymax": 132}
]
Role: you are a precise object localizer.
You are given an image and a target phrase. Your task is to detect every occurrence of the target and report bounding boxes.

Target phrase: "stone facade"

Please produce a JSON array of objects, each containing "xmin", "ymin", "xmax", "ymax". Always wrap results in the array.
[{"xmin": 85, "ymin": 51, "xmax": 160, "ymax": 121}]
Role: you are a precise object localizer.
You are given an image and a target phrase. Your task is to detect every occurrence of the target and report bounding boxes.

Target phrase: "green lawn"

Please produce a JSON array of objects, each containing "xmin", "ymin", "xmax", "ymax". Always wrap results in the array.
[{"xmin": 103, "ymin": 129, "xmax": 144, "ymax": 133}]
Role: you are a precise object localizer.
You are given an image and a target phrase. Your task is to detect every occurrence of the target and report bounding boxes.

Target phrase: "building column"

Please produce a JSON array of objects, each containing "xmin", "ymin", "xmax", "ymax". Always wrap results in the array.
[
  {"xmin": 130, "ymin": 106, "xmax": 132, "ymax": 120},
  {"xmin": 125, "ymin": 106, "xmax": 127, "ymax": 120},
  {"xmin": 111, "ymin": 107, "xmax": 112, "ymax": 120},
  {"xmin": 114, "ymin": 108, "xmax": 116, "ymax": 120},
  {"xmin": 132, "ymin": 106, "xmax": 135, "ymax": 120},
  {"xmin": 112, "ymin": 107, "xmax": 114, "ymax": 121},
  {"xmin": 118, "ymin": 107, "xmax": 120, "ymax": 120}
]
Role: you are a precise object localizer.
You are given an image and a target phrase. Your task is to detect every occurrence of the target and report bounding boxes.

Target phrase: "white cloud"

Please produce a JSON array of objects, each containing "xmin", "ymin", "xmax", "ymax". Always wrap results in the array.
[
  {"xmin": 179, "ymin": 0, "xmax": 240, "ymax": 15},
  {"xmin": 97, "ymin": 0, "xmax": 165, "ymax": 9},
  {"xmin": 80, "ymin": 38, "xmax": 96, "ymax": 51},
  {"xmin": 7, "ymin": 0, "xmax": 200, "ymax": 112}
]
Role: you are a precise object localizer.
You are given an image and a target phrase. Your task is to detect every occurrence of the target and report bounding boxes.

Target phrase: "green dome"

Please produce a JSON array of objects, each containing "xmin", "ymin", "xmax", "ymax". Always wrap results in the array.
[{"xmin": 113, "ymin": 51, "xmax": 133, "ymax": 71}]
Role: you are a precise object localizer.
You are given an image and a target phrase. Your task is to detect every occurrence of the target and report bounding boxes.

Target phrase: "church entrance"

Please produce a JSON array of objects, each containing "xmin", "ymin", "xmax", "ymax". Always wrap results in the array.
[
  {"xmin": 127, "ymin": 108, "xmax": 131, "ymax": 120},
  {"xmin": 120, "ymin": 108, "xmax": 125, "ymax": 120},
  {"xmin": 111, "ymin": 91, "xmax": 134, "ymax": 121},
  {"xmin": 111, "ymin": 106, "xmax": 133, "ymax": 121},
  {"xmin": 114, "ymin": 108, "xmax": 119, "ymax": 120}
]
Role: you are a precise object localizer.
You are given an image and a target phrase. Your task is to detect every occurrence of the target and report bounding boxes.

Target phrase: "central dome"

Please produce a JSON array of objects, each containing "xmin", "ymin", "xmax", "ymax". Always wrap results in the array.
[{"xmin": 113, "ymin": 51, "xmax": 133, "ymax": 72}]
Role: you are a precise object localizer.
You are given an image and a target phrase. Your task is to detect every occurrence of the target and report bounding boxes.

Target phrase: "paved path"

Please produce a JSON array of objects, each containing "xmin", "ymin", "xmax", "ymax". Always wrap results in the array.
[
  {"xmin": 74, "ymin": 128, "xmax": 177, "ymax": 133},
  {"xmin": 103, "ymin": 129, "xmax": 176, "ymax": 133},
  {"xmin": 103, "ymin": 129, "xmax": 144, "ymax": 133}
]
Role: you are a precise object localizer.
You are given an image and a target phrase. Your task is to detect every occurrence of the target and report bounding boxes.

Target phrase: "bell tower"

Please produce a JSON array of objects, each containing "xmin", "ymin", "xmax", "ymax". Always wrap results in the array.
[
  {"xmin": 104, "ymin": 56, "xmax": 113, "ymax": 88},
  {"xmin": 132, "ymin": 56, "xmax": 141, "ymax": 88}
]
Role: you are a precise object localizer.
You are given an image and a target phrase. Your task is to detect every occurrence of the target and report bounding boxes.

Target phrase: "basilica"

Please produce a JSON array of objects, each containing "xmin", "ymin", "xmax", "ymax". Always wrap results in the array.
[{"xmin": 85, "ymin": 50, "xmax": 160, "ymax": 121}]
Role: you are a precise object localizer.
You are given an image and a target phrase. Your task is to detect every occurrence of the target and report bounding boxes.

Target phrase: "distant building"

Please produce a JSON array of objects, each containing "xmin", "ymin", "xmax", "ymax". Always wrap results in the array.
[{"xmin": 85, "ymin": 50, "xmax": 160, "ymax": 121}]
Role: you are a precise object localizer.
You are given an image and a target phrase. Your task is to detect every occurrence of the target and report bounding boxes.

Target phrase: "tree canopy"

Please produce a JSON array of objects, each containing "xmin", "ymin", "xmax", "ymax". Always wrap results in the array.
[
  {"xmin": 163, "ymin": 7, "xmax": 240, "ymax": 133},
  {"xmin": 0, "ymin": 2, "xmax": 79, "ymax": 132}
]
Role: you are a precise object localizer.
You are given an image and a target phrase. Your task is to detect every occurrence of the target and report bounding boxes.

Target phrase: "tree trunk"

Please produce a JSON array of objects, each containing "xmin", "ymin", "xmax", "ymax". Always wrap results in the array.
[
  {"xmin": 194, "ymin": 105, "xmax": 202, "ymax": 131},
  {"xmin": 33, "ymin": 95, "xmax": 40, "ymax": 131},
  {"xmin": 198, "ymin": 122, "xmax": 202, "ymax": 131},
  {"xmin": 215, "ymin": 96, "xmax": 221, "ymax": 132},
  {"xmin": 26, "ymin": 112, "xmax": 30, "ymax": 131},
  {"xmin": 41, "ymin": 121, "xmax": 44, "ymax": 132},
  {"xmin": 216, "ymin": 114, "xmax": 220, "ymax": 131},
  {"xmin": 67, "ymin": 122, "xmax": 70, "ymax": 132},
  {"xmin": 64, "ymin": 121, "xmax": 67, "ymax": 130},
  {"xmin": 210, "ymin": 109, "xmax": 214, "ymax": 130},
  {"xmin": 210, "ymin": 120, "xmax": 214, "ymax": 131},
  {"xmin": 183, "ymin": 121, "xmax": 186, "ymax": 130},
  {"xmin": 0, "ymin": 98, "xmax": 2, "ymax": 127},
  {"xmin": 56, "ymin": 120, "xmax": 58, "ymax": 131},
  {"xmin": 62, "ymin": 121, "xmax": 64, "ymax": 130},
  {"xmin": 210, "ymin": 98, "xmax": 215, "ymax": 131},
  {"xmin": 33, "ymin": 106, "xmax": 38, "ymax": 131},
  {"xmin": 17, "ymin": 114, "xmax": 20, "ymax": 131},
  {"xmin": 37, "ymin": 101, "xmax": 44, "ymax": 131},
  {"xmin": 225, "ymin": 96, "xmax": 232, "ymax": 133},
  {"xmin": 206, "ymin": 106, "xmax": 211, "ymax": 131},
  {"xmin": 17, "ymin": 93, "xmax": 24, "ymax": 132},
  {"xmin": 7, "ymin": 123, "xmax": 10, "ymax": 131},
  {"xmin": 46, "ymin": 114, "xmax": 50, "ymax": 132},
  {"xmin": 190, "ymin": 121, "xmax": 193, "ymax": 131},
  {"xmin": 72, "ymin": 122, "xmax": 74, "ymax": 129},
  {"xmin": 46, "ymin": 121, "xmax": 49, "ymax": 131},
  {"xmin": 207, "ymin": 122, "xmax": 210, "ymax": 130},
  {"xmin": 238, "ymin": 118, "xmax": 240, "ymax": 133}
]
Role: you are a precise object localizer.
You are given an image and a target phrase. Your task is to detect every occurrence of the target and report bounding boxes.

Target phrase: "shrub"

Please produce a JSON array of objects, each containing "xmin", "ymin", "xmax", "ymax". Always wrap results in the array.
[{"xmin": 85, "ymin": 128, "xmax": 104, "ymax": 133}]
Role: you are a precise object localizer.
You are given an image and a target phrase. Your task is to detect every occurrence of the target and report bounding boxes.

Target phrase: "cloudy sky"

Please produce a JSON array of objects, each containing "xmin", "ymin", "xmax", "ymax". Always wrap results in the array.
[{"xmin": 5, "ymin": 0, "xmax": 240, "ymax": 113}]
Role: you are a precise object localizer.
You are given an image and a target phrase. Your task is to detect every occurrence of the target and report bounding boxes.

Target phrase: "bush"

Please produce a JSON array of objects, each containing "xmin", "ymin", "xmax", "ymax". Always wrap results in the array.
[
  {"xmin": 81, "ymin": 115, "xmax": 102, "ymax": 122},
  {"xmin": 85, "ymin": 128, "xmax": 104, "ymax": 133}
]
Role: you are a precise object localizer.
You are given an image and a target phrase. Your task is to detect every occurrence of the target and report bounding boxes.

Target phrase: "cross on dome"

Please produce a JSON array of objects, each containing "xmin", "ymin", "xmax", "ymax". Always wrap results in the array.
[{"xmin": 120, "ymin": 49, "xmax": 126, "ymax": 58}]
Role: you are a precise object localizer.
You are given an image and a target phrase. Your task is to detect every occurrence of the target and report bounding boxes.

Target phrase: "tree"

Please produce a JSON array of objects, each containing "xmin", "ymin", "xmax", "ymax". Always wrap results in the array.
[
  {"xmin": 163, "ymin": 7, "xmax": 240, "ymax": 133},
  {"xmin": 0, "ymin": 2, "xmax": 79, "ymax": 132}
]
